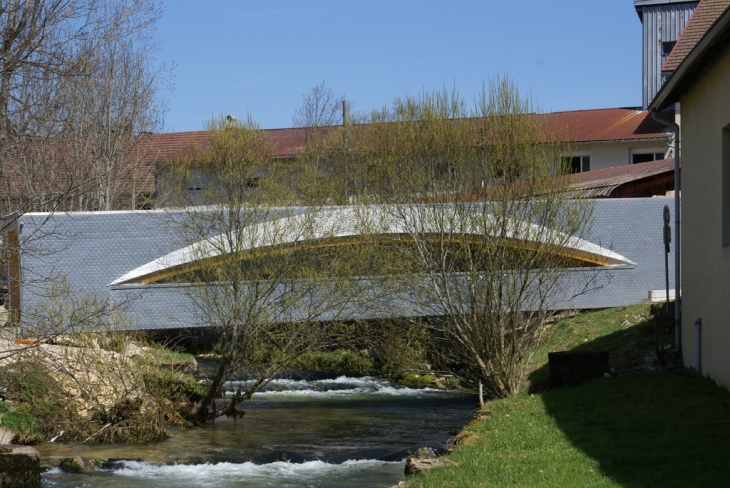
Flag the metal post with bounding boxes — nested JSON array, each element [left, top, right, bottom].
[[663, 205, 671, 317], [650, 110, 681, 353]]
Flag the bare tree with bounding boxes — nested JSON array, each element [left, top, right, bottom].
[[293, 81, 345, 131], [0, 0, 168, 349], [0, 0, 168, 216], [58, 0, 169, 211]]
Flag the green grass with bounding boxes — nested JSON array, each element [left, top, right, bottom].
[[526, 304, 663, 391], [0, 401, 42, 443], [406, 305, 730, 487]]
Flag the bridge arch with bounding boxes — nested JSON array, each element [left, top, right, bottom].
[[110, 206, 634, 286]]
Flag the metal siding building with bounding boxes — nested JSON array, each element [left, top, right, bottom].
[[636, 0, 698, 109], [13, 198, 678, 330]]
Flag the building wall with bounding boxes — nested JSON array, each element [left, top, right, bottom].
[[638, 1, 698, 109], [679, 44, 730, 389], [572, 139, 670, 171]]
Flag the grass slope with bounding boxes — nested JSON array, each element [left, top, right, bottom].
[[406, 304, 730, 487]]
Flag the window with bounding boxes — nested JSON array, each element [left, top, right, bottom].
[[245, 177, 261, 188], [631, 149, 666, 164], [563, 155, 590, 174], [662, 41, 677, 64]]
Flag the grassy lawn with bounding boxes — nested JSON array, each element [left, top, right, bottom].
[[405, 304, 730, 487]]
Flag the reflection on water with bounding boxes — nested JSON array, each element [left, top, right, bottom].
[[40, 376, 477, 488]]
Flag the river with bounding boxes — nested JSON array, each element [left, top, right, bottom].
[[38, 375, 477, 487]]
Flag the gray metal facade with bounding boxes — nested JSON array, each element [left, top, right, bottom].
[[16, 198, 678, 330], [636, 0, 698, 109]]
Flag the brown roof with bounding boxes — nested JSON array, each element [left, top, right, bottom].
[[139, 126, 322, 164], [568, 158, 675, 197], [142, 108, 672, 165], [537, 108, 672, 143], [662, 0, 730, 72]]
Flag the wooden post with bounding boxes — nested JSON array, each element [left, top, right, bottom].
[[7, 229, 20, 327]]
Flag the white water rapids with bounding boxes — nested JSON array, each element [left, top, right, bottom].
[[40, 376, 477, 488]]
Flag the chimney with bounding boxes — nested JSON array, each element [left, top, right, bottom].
[[343, 100, 350, 151]]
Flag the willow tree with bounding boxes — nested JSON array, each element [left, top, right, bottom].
[[351, 79, 593, 397], [163, 115, 363, 421]]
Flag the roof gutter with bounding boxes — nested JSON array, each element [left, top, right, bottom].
[[650, 110, 681, 354], [572, 135, 673, 145]]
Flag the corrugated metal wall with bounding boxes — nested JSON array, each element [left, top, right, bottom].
[[18, 198, 679, 329], [641, 1, 698, 109]]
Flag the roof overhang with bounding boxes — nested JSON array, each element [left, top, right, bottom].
[[635, 0, 699, 20]]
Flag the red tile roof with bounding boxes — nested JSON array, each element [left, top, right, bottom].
[[139, 127, 315, 164], [142, 108, 672, 165], [662, 0, 730, 72]]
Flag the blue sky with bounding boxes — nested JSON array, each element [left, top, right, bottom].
[[155, 1, 642, 132]]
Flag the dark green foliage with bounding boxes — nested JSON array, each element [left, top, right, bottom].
[[293, 350, 374, 375], [1, 363, 66, 443]]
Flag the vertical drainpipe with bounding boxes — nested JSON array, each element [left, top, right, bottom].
[[650, 110, 681, 354], [694, 318, 702, 375]]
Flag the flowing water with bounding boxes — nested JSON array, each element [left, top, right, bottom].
[[38, 375, 477, 487]]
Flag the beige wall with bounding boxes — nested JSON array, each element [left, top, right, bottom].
[[571, 140, 669, 171], [680, 44, 730, 389]]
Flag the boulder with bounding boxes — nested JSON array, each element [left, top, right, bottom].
[[0, 445, 41, 488], [404, 447, 456, 476], [159, 357, 199, 376], [59, 456, 103, 473], [0, 428, 17, 445]]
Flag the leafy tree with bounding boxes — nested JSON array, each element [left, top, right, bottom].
[[163, 115, 362, 421], [349, 78, 592, 397]]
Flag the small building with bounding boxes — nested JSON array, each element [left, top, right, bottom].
[[567, 158, 675, 198]]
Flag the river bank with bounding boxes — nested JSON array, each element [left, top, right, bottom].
[[398, 303, 730, 487], [0, 332, 204, 445], [7, 304, 678, 486], [0, 328, 476, 486]]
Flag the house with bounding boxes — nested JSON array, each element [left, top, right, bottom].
[[140, 108, 675, 207], [650, 0, 730, 388]]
